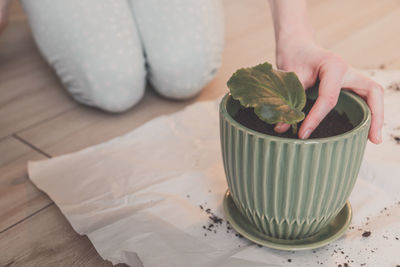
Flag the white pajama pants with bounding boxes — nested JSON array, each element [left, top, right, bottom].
[[21, 0, 224, 112]]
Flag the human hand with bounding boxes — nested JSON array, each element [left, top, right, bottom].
[[274, 38, 384, 144], [268, 0, 383, 144]]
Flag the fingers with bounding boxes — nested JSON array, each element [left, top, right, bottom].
[[365, 88, 384, 144], [342, 69, 384, 144], [274, 122, 291, 133], [299, 97, 337, 139], [275, 52, 383, 143], [299, 61, 346, 139]]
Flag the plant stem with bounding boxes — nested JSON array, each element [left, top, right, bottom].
[[291, 123, 298, 135]]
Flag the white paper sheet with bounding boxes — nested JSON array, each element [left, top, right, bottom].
[[28, 70, 400, 267]]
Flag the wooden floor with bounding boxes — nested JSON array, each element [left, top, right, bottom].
[[1, 0, 400, 265]]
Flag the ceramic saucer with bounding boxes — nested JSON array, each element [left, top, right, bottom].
[[223, 190, 352, 251]]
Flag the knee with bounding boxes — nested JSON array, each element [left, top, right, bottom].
[[92, 73, 146, 113], [68, 63, 146, 113], [148, 48, 222, 100], [95, 88, 145, 113]]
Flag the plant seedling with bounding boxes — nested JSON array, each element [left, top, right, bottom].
[[227, 62, 306, 134]]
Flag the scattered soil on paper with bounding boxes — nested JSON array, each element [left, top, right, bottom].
[[362, 231, 371, 237], [388, 82, 400, 91], [393, 136, 400, 144]]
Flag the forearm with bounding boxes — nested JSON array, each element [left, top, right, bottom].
[[268, 0, 314, 45], [268, 0, 383, 144]]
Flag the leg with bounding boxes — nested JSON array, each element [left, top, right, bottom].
[[20, 0, 146, 113], [129, 0, 224, 99]]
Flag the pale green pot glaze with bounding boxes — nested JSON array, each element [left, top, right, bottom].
[[219, 89, 370, 240]]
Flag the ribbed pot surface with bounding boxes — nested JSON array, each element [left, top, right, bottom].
[[220, 92, 370, 239]]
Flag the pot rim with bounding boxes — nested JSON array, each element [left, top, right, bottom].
[[220, 91, 371, 144]]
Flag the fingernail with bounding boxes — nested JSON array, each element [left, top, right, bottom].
[[300, 128, 312, 139]]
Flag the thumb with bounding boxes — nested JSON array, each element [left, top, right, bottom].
[[274, 122, 291, 133]]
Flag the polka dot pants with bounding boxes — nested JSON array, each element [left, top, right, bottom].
[[21, 0, 224, 112]]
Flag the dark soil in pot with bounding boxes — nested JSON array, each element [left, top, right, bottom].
[[233, 98, 353, 139]]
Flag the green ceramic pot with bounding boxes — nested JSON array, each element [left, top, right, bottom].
[[219, 89, 371, 240]]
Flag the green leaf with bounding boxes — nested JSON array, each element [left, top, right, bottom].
[[227, 62, 306, 127]]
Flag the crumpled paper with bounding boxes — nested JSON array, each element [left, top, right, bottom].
[[28, 70, 400, 267]]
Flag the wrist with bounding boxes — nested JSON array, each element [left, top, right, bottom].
[[276, 32, 314, 50], [276, 35, 316, 58], [275, 37, 320, 70]]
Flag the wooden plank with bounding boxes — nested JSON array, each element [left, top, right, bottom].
[[0, 205, 128, 267], [187, 0, 400, 99], [17, 88, 197, 156], [213, 0, 400, 108], [15, 0, 274, 156], [308, 0, 400, 49], [17, 0, 400, 157], [0, 137, 51, 233], [0, 8, 77, 139], [8, 0, 25, 22], [331, 7, 400, 69], [224, 0, 272, 43], [222, 0, 400, 72], [0, 0, 399, 266]]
